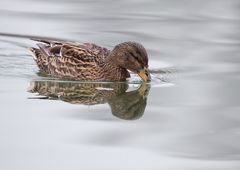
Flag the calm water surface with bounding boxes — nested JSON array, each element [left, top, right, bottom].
[[1, 0, 240, 169]]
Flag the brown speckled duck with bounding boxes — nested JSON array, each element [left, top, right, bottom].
[[28, 39, 150, 81]]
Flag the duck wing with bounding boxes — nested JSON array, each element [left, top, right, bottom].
[[28, 39, 111, 80], [60, 43, 105, 65], [30, 38, 110, 58]]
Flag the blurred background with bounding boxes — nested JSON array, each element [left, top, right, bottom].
[[0, 0, 240, 169]]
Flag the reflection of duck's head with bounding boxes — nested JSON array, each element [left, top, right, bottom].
[[28, 80, 150, 120], [108, 83, 150, 120]]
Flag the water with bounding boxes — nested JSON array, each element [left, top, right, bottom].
[[1, 0, 240, 169]]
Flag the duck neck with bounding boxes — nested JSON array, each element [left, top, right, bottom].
[[102, 55, 130, 81]]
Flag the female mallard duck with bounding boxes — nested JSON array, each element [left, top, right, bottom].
[[28, 39, 150, 81]]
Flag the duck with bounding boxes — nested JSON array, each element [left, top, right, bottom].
[[27, 39, 150, 82]]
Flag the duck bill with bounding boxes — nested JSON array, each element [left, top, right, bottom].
[[138, 68, 150, 82]]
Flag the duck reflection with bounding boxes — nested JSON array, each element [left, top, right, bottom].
[[28, 80, 151, 120]]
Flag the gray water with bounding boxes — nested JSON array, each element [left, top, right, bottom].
[[1, 0, 240, 169]]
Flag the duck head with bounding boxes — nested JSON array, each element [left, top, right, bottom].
[[109, 42, 151, 82]]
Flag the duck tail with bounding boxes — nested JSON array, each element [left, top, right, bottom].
[[27, 47, 39, 60], [27, 47, 49, 72], [30, 38, 63, 46]]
